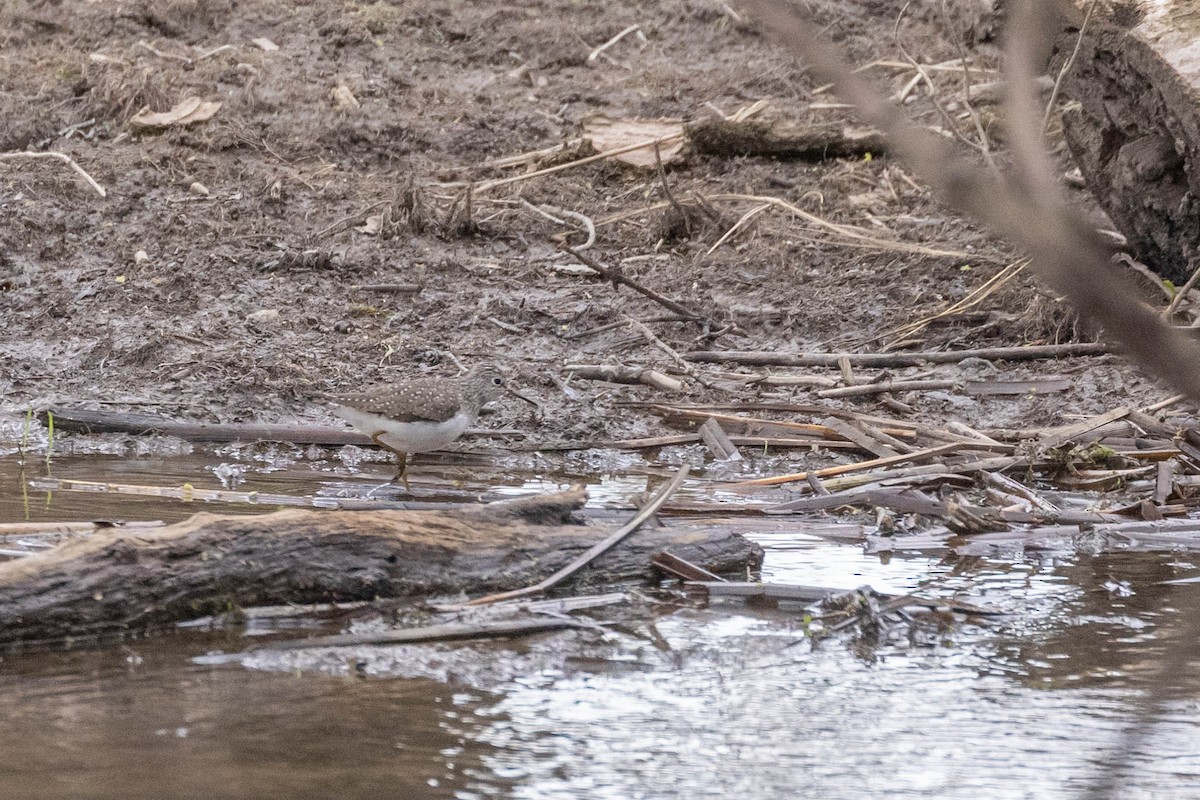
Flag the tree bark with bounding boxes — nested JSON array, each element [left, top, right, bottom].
[[1061, 4, 1200, 283], [0, 490, 762, 646]]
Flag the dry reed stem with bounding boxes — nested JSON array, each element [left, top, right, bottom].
[[474, 132, 686, 195], [597, 193, 981, 259], [870, 259, 1030, 346]]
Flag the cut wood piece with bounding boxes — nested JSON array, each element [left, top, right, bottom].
[[981, 471, 1059, 512], [0, 488, 762, 647], [1155, 460, 1175, 506], [945, 421, 1004, 447], [818, 455, 1032, 492], [1036, 407, 1131, 449], [852, 420, 917, 454], [688, 580, 999, 615], [820, 415, 899, 458], [1126, 408, 1178, 438], [698, 418, 743, 461], [651, 552, 725, 582]]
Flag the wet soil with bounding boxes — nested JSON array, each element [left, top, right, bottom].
[[0, 0, 1176, 453]]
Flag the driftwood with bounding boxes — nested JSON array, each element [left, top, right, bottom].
[[0, 489, 762, 647]]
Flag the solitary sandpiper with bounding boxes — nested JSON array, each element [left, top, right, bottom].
[[330, 367, 507, 488]]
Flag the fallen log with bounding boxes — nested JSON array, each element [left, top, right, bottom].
[[1060, 3, 1200, 283], [0, 489, 762, 647]]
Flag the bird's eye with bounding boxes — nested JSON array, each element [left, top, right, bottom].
[[492, 376, 504, 386]]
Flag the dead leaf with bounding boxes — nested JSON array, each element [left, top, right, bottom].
[[130, 98, 222, 131], [582, 116, 685, 168], [332, 84, 360, 110], [356, 215, 383, 235]]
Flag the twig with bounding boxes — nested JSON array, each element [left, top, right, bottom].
[[870, 259, 1028, 346], [707, 202, 771, 254], [731, 442, 962, 487], [587, 23, 641, 64], [30, 477, 320, 508], [624, 315, 717, 388], [1141, 394, 1186, 414], [519, 199, 597, 250], [476, 132, 686, 194], [0, 151, 107, 197], [454, 465, 691, 607], [1163, 260, 1200, 318], [820, 416, 899, 458], [817, 378, 958, 398], [135, 39, 191, 63], [893, 3, 992, 161], [565, 364, 685, 392], [564, 246, 705, 323], [1042, 0, 1099, 132]]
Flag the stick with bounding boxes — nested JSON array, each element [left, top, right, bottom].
[[565, 247, 705, 323], [687, 342, 1108, 367], [266, 617, 590, 651], [1036, 406, 1130, 449], [564, 365, 685, 392], [731, 442, 962, 487], [651, 552, 724, 582], [817, 379, 958, 398], [820, 416, 898, 458], [43, 408, 372, 444], [520, 199, 596, 250], [0, 151, 107, 197], [476, 133, 685, 194], [457, 465, 691, 607], [814, 455, 1030, 493], [587, 23, 641, 64]]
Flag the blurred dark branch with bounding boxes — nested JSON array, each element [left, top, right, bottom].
[[740, 0, 1200, 405], [740, 2, 1200, 796]]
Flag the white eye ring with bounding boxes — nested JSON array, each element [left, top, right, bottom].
[[492, 376, 504, 386]]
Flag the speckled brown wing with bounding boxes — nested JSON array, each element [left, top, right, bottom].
[[331, 377, 467, 424]]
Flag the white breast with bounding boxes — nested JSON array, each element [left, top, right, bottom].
[[333, 407, 472, 454]]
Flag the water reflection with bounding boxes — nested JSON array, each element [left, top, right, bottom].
[[2, 450, 1200, 797]]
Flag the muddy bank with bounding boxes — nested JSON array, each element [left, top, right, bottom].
[[2, 0, 1165, 459]]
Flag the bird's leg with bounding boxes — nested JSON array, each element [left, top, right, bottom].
[[394, 451, 412, 491], [369, 434, 411, 495]]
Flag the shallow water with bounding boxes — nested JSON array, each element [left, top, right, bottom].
[[2, 446, 1200, 799]]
